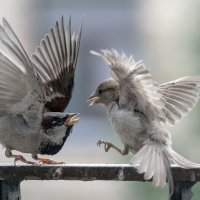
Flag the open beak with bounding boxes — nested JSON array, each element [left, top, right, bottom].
[[64, 114, 80, 126], [87, 92, 101, 106]]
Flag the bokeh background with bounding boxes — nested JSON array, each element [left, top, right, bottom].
[[0, 0, 200, 199]]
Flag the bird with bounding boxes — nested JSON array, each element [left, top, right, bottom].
[[0, 16, 81, 165], [88, 49, 200, 195]]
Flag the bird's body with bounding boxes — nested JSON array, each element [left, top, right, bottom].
[[88, 49, 200, 195], [107, 101, 152, 152], [0, 113, 71, 155], [107, 100, 172, 152], [0, 17, 81, 164]]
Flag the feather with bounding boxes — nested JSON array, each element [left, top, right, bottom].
[[131, 142, 168, 189], [144, 146, 155, 180], [0, 19, 43, 116], [131, 139, 200, 195], [160, 76, 200, 125], [32, 16, 82, 112], [91, 49, 165, 120], [163, 152, 174, 197], [166, 147, 200, 168]]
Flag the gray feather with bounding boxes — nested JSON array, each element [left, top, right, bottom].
[[160, 76, 200, 125], [32, 16, 82, 110]]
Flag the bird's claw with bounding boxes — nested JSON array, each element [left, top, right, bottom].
[[97, 140, 112, 152], [14, 155, 37, 165], [36, 157, 65, 164]]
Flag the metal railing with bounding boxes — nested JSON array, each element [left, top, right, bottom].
[[0, 163, 199, 200]]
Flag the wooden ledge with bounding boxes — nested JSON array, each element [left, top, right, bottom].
[[0, 163, 199, 182]]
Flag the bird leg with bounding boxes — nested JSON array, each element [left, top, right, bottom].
[[97, 140, 129, 155], [36, 158, 65, 164], [32, 154, 65, 164], [5, 149, 37, 165]]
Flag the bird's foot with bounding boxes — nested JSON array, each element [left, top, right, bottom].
[[97, 140, 128, 155], [97, 140, 112, 152], [13, 155, 37, 165], [36, 157, 65, 164]]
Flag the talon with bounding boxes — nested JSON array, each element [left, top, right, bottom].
[[104, 143, 111, 152], [36, 157, 65, 165], [97, 140, 103, 147], [97, 140, 112, 152], [13, 155, 37, 165]]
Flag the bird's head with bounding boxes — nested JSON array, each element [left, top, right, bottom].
[[40, 112, 80, 155], [88, 78, 120, 106], [42, 112, 80, 131]]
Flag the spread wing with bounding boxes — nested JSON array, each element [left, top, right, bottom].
[[91, 49, 165, 119], [31, 16, 82, 112], [0, 18, 44, 116], [91, 49, 200, 125], [160, 76, 200, 125]]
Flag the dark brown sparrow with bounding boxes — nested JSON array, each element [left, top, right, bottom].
[[0, 16, 81, 164], [88, 49, 200, 195]]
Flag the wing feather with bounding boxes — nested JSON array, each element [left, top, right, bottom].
[[0, 19, 44, 115], [160, 76, 200, 125], [32, 16, 82, 112], [91, 49, 164, 118], [0, 16, 80, 136], [91, 49, 200, 124]]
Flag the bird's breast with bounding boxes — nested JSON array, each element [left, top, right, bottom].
[[39, 139, 66, 155], [39, 126, 72, 155], [107, 106, 146, 150]]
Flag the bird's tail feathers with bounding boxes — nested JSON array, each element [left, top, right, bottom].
[[166, 147, 200, 168], [131, 141, 200, 196], [131, 142, 172, 189]]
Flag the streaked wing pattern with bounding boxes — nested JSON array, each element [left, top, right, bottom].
[[32, 16, 82, 112], [91, 49, 164, 117], [0, 18, 43, 115], [160, 76, 200, 125]]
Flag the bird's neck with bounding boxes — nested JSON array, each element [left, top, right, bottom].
[[105, 100, 118, 116], [39, 126, 73, 155]]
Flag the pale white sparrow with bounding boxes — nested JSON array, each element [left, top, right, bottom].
[[88, 49, 200, 195]]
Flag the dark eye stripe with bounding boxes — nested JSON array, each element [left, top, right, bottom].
[[98, 89, 103, 94], [101, 88, 115, 92]]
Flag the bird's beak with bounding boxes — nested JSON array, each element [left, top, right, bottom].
[[87, 92, 101, 106], [64, 114, 80, 126]]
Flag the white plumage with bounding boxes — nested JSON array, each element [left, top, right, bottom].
[[89, 49, 200, 195]]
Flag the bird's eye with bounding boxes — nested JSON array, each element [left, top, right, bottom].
[[98, 89, 103, 94], [58, 118, 63, 122], [56, 118, 63, 124]]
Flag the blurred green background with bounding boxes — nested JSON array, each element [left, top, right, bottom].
[[0, 0, 200, 199]]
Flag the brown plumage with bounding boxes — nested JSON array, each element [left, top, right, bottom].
[[0, 16, 81, 164]]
